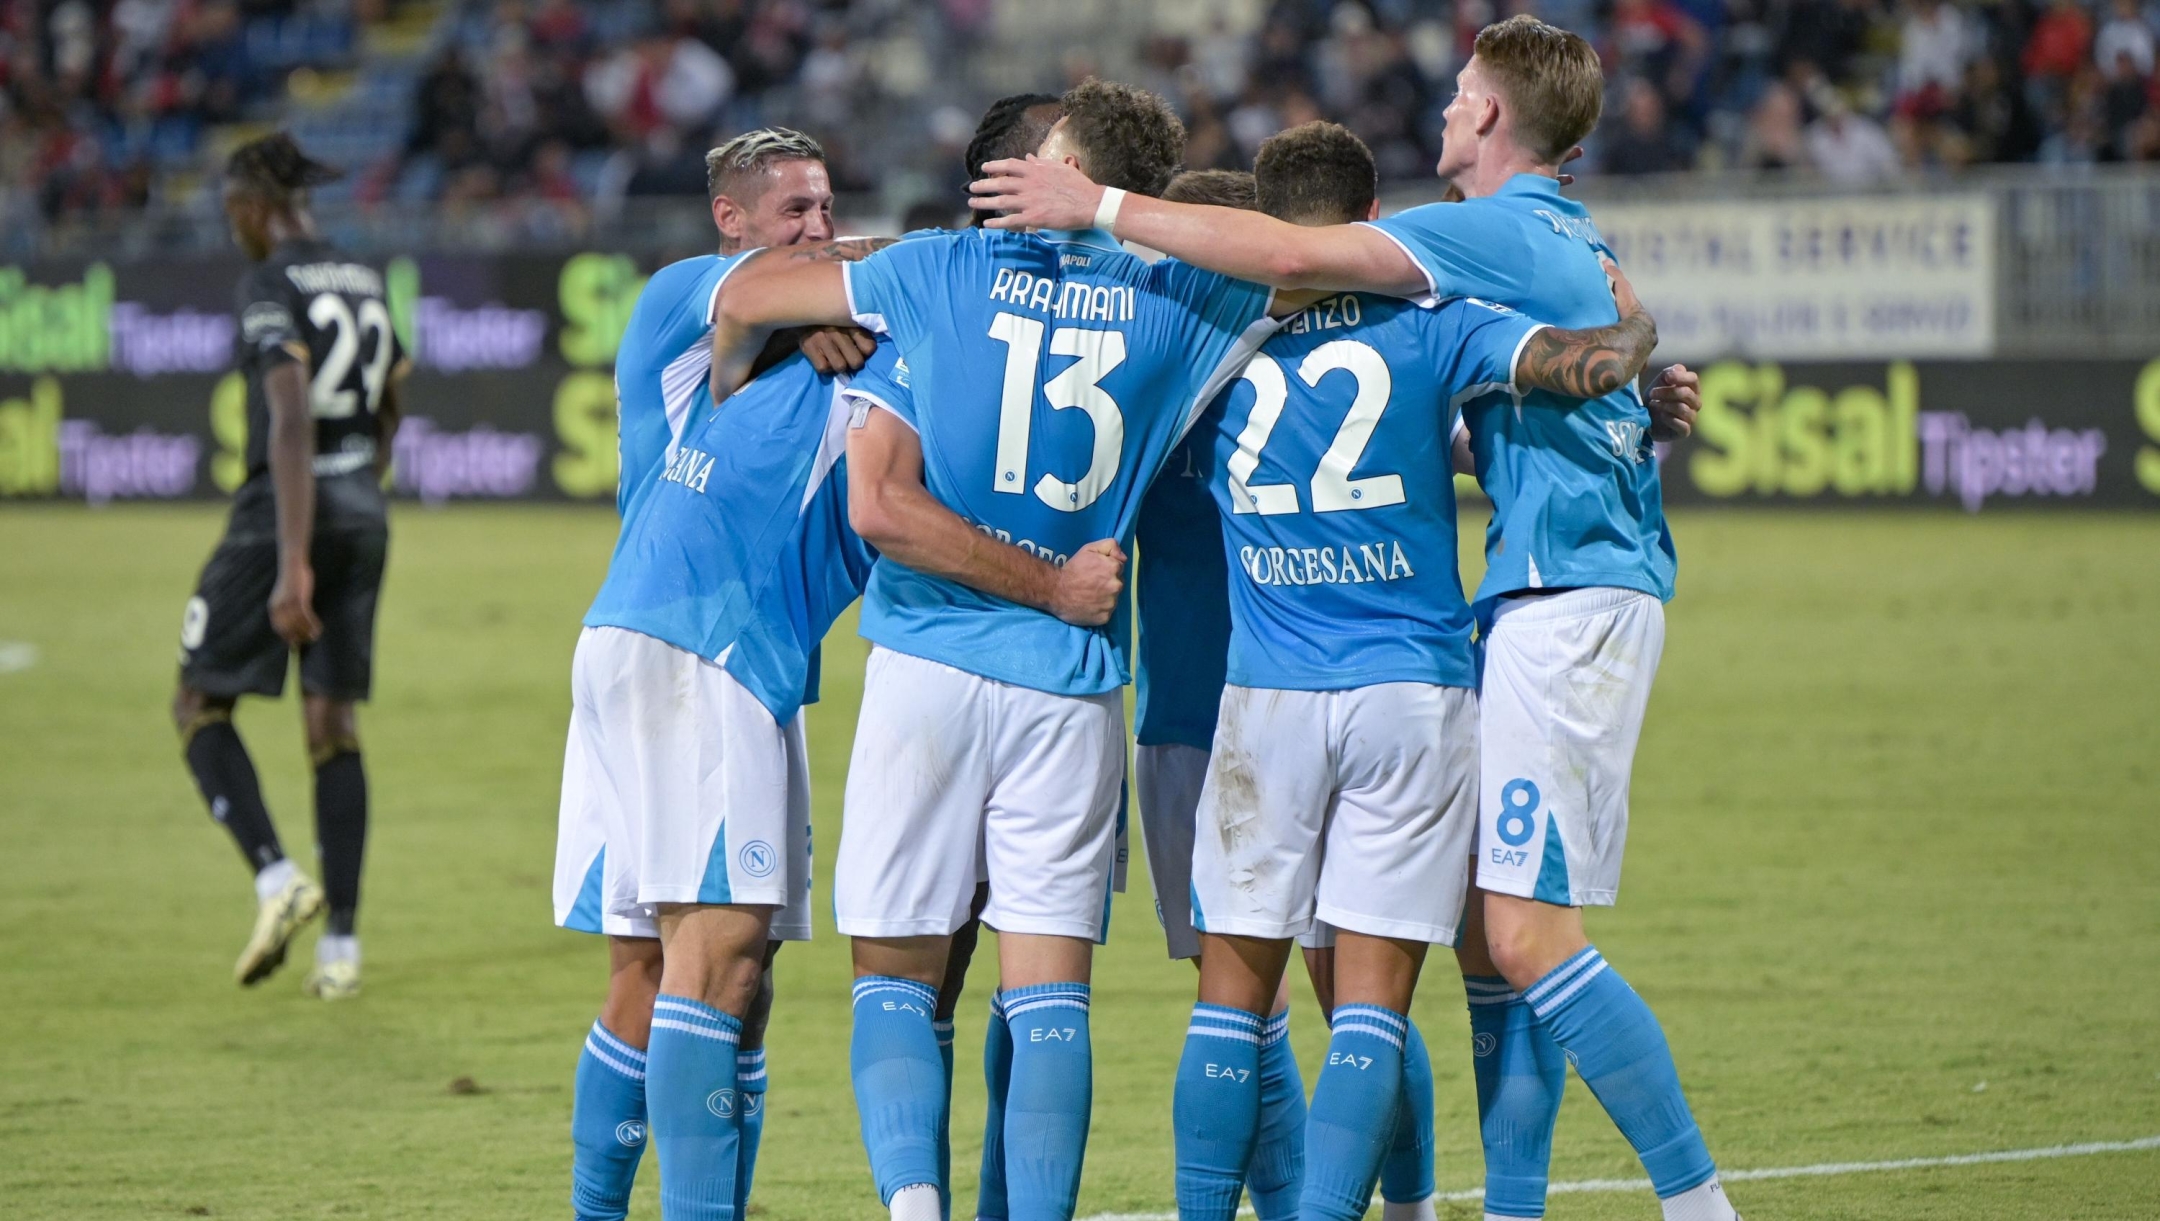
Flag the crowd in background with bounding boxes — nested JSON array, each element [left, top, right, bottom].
[[5, 0, 2159, 232]]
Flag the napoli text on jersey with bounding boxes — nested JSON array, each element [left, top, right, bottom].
[[1365, 175, 1677, 615], [1133, 431, 1231, 749], [581, 344, 889, 723], [841, 228, 1275, 696], [1199, 291, 1541, 690], [611, 252, 752, 518]]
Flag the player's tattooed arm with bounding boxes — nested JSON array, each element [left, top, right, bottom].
[[846, 405, 1124, 626], [1511, 257, 1659, 400], [779, 236, 898, 264]]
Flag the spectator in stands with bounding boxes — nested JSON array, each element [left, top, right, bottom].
[[2025, 0, 2097, 86], [1602, 75, 1696, 172], [1896, 0, 1970, 115], [1806, 86, 1903, 184], [2095, 0, 2157, 78], [1737, 80, 1809, 170]]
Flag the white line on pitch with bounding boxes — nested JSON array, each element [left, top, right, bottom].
[[1076, 1134, 2160, 1220]]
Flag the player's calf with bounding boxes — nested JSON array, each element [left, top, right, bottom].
[[646, 903, 775, 1221], [302, 695, 366, 998], [572, 936, 663, 1221], [1456, 890, 1566, 1221], [1176, 934, 1292, 1221], [850, 936, 952, 1221]]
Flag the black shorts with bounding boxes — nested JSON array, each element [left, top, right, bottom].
[[177, 527, 389, 701]]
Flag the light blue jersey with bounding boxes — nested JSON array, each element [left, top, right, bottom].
[[582, 343, 894, 724], [841, 228, 1275, 696], [1132, 432, 1230, 750], [612, 252, 751, 517], [1366, 175, 1676, 616], [1198, 292, 1541, 691]]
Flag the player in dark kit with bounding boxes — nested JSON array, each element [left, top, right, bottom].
[[171, 133, 409, 1000]]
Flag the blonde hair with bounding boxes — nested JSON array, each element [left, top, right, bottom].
[[705, 128, 827, 201], [1473, 16, 1606, 163]]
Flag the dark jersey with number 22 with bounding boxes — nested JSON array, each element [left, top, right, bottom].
[[227, 237, 406, 540]]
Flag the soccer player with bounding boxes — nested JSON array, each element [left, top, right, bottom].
[[706, 80, 1290, 1221], [550, 127, 878, 1221], [172, 133, 407, 1000], [970, 18, 1736, 1221], [1172, 120, 1661, 1221]]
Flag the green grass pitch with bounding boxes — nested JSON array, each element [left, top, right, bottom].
[[2, 504, 2156, 1220]]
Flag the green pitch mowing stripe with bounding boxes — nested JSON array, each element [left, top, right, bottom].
[[1081, 1135, 2160, 1218]]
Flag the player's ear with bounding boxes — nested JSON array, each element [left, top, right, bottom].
[[1364, 199, 1381, 222]]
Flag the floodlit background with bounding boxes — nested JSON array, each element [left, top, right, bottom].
[[2, 1, 2157, 1218]]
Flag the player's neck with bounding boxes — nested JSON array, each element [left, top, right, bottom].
[[265, 212, 317, 248], [1454, 147, 1558, 200]]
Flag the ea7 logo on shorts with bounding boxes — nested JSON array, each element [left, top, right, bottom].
[[739, 840, 776, 879], [1204, 1062, 1251, 1083], [705, 1089, 737, 1118], [1029, 1027, 1079, 1043], [615, 1120, 647, 1147], [1327, 1051, 1375, 1070]]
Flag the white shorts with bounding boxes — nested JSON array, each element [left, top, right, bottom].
[[551, 626, 813, 941], [1476, 587, 1665, 908], [1139, 742, 1333, 959], [837, 647, 1124, 942], [1191, 682, 1478, 945]]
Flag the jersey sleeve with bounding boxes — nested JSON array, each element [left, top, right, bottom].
[[1152, 261, 1275, 428], [842, 233, 961, 348], [839, 339, 917, 432], [1440, 298, 1547, 399], [1363, 202, 1534, 305], [234, 267, 304, 373]]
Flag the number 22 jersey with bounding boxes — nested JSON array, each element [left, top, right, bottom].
[[841, 227, 1275, 697]]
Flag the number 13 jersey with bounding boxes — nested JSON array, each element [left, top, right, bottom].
[[841, 227, 1275, 697], [227, 237, 408, 539], [1196, 291, 1544, 692]]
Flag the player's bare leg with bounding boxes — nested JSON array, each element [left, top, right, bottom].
[[1455, 884, 1565, 1221], [646, 903, 775, 1221], [939, 885, 991, 1220], [301, 693, 366, 998], [731, 940, 782, 1219], [175, 683, 322, 985]]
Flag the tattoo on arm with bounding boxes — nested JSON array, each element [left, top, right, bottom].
[[783, 237, 899, 264], [1514, 306, 1657, 400]]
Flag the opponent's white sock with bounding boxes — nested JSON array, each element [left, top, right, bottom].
[[1660, 1178, 1738, 1221], [1383, 1197, 1437, 1221], [890, 1182, 941, 1221], [1485, 1214, 1536, 1221], [315, 934, 359, 966], [254, 858, 297, 902]]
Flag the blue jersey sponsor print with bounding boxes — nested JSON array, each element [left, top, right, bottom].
[[841, 228, 1275, 697], [1365, 174, 1677, 615], [581, 343, 894, 723], [1197, 291, 1541, 691], [1132, 431, 1231, 750], [612, 252, 752, 518]]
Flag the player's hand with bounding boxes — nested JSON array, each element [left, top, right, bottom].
[[797, 326, 876, 375], [1601, 255, 1644, 322], [1051, 539, 1126, 627], [269, 562, 322, 647], [1558, 145, 1584, 188], [969, 156, 1102, 232], [1647, 364, 1699, 441]]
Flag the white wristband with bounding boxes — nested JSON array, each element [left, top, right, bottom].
[[1093, 187, 1126, 234]]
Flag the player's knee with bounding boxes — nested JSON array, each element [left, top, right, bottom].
[[173, 688, 233, 743], [304, 700, 360, 766]]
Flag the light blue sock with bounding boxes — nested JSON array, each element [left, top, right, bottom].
[[1299, 1004, 1408, 1221], [999, 982, 1093, 1221], [978, 994, 1012, 1221], [571, 1020, 648, 1221], [647, 995, 743, 1221], [1173, 1003, 1264, 1221], [851, 976, 946, 1204], [1245, 1008, 1306, 1221], [934, 1018, 957, 1221], [1466, 975, 1565, 1218], [1524, 948, 1717, 1199], [733, 1047, 768, 1221], [1379, 1019, 1435, 1205]]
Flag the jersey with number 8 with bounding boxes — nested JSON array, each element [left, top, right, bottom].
[[841, 227, 1275, 696], [1198, 291, 1544, 691]]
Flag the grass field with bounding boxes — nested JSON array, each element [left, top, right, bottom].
[[2, 504, 2157, 1221]]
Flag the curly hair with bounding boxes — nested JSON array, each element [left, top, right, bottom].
[[1055, 78, 1185, 197], [705, 127, 827, 202], [225, 132, 343, 203], [1255, 122, 1376, 225], [1162, 169, 1258, 211]]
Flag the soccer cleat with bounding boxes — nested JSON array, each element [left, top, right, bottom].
[[234, 871, 324, 986], [302, 957, 361, 1000]]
